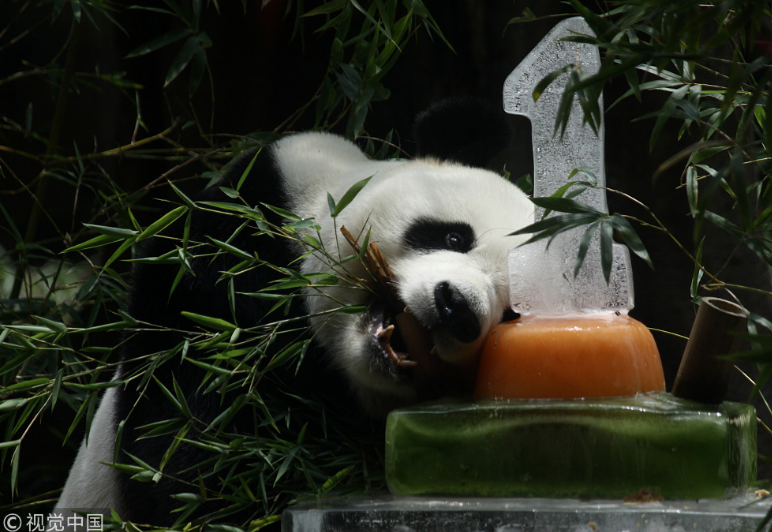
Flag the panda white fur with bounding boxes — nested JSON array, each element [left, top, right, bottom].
[[55, 99, 534, 526]]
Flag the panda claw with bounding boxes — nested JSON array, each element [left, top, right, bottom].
[[375, 324, 417, 367], [391, 351, 418, 368], [378, 324, 396, 342]]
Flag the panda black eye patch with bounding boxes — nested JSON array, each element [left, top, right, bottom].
[[403, 218, 475, 253]]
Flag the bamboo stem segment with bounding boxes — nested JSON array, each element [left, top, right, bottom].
[[671, 297, 749, 404]]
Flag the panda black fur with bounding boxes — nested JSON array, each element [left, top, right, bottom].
[[56, 99, 534, 525]]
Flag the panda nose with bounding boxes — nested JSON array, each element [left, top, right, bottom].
[[433, 281, 481, 343]]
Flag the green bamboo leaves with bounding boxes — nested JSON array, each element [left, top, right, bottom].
[[125, 2, 212, 95], [512, 198, 652, 283], [511, 165, 652, 283], [304, 0, 450, 137]]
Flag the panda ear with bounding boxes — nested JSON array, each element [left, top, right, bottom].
[[412, 97, 512, 168]]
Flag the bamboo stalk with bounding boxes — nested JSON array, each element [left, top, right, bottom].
[[671, 297, 750, 404], [339, 225, 400, 311]]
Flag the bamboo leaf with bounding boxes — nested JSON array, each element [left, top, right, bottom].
[[264, 341, 306, 372], [188, 43, 207, 95], [333, 305, 366, 314], [532, 65, 572, 103], [82, 224, 138, 238], [207, 237, 254, 261], [186, 358, 232, 377], [152, 376, 185, 418], [125, 28, 192, 58], [652, 140, 731, 183], [169, 181, 198, 209], [181, 311, 237, 332], [11, 446, 19, 493], [704, 210, 742, 238], [321, 465, 355, 493], [65, 234, 123, 252], [65, 381, 124, 390], [691, 237, 705, 299], [505, 7, 537, 27], [51, 368, 64, 410], [200, 201, 264, 218], [531, 197, 605, 216], [510, 212, 600, 238], [573, 221, 600, 278], [104, 237, 136, 270], [303, 0, 347, 17], [0, 399, 30, 412], [137, 206, 187, 241], [164, 36, 203, 88], [237, 149, 261, 192], [599, 219, 613, 283], [608, 215, 653, 269], [63, 393, 93, 444], [331, 175, 373, 217], [33, 315, 67, 334], [262, 204, 302, 222], [2, 377, 50, 393], [686, 166, 698, 217], [171, 492, 205, 504]]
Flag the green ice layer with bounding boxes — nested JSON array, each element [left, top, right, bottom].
[[385, 393, 756, 499]]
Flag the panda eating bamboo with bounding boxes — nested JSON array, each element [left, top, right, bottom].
[[56, 99, 534, 526]]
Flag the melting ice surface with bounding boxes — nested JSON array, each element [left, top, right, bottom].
[[504, 17, 634, 314]]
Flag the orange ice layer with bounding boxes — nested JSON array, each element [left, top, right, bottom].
[[474, 313, 665, 400]]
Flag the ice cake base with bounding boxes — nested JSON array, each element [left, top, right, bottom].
[[385, 393, 756, 500]]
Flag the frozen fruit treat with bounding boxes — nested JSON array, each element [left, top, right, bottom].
[[475, 313, 665, 400]]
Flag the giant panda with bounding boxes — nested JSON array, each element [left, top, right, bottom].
[[55, 99, 534, 526]]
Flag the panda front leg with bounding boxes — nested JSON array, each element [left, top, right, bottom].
[[55, 385, 127, 522]]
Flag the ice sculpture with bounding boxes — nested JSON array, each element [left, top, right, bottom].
[[504, 17, 633, 313]]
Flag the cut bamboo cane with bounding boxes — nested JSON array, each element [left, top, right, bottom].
[[671, 297, 750, 404]]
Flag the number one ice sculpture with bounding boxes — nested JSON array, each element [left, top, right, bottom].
[[504, 17, 634, 314]]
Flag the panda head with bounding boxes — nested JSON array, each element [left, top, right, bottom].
[[275, 99, 534, 415]]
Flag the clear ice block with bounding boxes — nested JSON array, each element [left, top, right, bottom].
[[508, 239, 633, 314], [385, 393, 756, 500], [282, 494, 772, 532], [504, 17, 633, 314]]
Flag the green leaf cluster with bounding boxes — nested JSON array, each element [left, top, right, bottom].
[[1, 170, 385, 529], [302, 0, 450, 138], [511, 168, 652, 283]]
